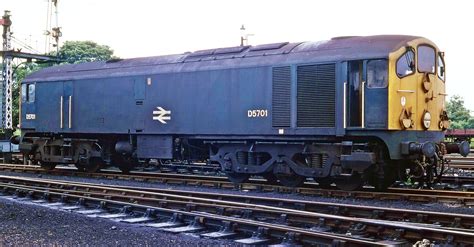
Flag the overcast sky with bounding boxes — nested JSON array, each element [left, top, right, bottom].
[[3, 0, 474, 112]]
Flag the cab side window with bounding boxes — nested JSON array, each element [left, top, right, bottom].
[[367, 59, 387, 88], [21, 84, 27, 102], [418, 45, 435, 73], [438, 53, 445, 81], [28, 84, 35, 102], [21, 83, 35, 103], [396, 50, 415, 77]]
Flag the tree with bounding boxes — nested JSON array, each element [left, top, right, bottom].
[[446, 95, 474, 129], [468, 116, 474, 129], [56, 40, 117, 64], [10, 41, 117, 129]]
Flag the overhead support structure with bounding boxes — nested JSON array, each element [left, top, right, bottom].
[[0, 50, 61, 63]]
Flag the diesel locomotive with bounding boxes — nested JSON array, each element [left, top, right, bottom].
[[16, 35, 469, 190]]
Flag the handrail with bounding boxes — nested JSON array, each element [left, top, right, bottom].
[[60, 96, 63, 128]]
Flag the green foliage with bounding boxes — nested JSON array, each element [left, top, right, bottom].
[[468, 118, 474, 129], [446, 95, 474, 129], [55, 40, 117, 64], [9, 40, 117, 129]]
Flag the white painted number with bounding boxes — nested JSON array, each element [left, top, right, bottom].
[[247, 109, 268, 118]]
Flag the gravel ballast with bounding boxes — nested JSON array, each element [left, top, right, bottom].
[[1, 169, 473, 245], [1, 169, 473, 215], [0, 196, 234, 246]]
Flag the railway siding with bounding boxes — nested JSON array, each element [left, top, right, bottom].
[[2, 175, 474, 245]]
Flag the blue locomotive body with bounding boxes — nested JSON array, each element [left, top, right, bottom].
[[18, 35, 468, 190]]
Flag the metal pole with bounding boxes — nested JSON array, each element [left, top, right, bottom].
[[1, 10, 13, 163], [1, 10, 13, 130], [240, 25, 245, 47]]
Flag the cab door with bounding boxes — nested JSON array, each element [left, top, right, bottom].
[[62, 81, 74, 131], [346, 60, 363, 128], [20, 83, 36, 129], [36, 81, 73, 132], [35, 82, 61, 132], [345, 60, 389, 129], [364, 59, 388, 129]]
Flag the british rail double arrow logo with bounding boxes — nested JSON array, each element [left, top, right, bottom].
[[152, 106, 171, 124]]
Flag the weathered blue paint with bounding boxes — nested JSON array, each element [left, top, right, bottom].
[[20, 35, 440, 160], [24, 35, 421, 83]]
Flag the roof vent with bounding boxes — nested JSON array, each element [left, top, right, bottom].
[[331, 36, 360, 40], [188, 49, 215, 58], [249, 42, 289, 52], [214, 46, 249, 55], [106, 58, 123, 63], [188, 45, 250, 58]]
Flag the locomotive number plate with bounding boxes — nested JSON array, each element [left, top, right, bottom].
[[26, 114, 36, 120], [247, 109, 268, 118]]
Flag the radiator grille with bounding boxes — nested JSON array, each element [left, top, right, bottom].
[[272, 66, 291, 127], [297, 64, 336, 127]]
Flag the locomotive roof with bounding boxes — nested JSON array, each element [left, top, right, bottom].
[[25, 35, 423, 82]]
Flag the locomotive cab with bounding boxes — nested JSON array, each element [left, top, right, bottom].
[[388, 41, 448, 132], [389, 41, 468, 156], [342, 39, 468, 187], [344, 39, 449, 133]]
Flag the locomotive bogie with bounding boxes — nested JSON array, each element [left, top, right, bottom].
[[22, 136, 105, 172]]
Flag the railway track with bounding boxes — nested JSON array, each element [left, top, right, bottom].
[[1, 175, 474, 245], [2, 163, 474, 206], [446, 156, 474, 170], [445, 149, 474, 170]]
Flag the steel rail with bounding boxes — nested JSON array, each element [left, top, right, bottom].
[[1, 175, 474, 244], [9, 175, 474, 230], [0, 180, 390, 246], [2, 164, 474, 205]]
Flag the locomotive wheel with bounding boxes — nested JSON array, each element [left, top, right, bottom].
[[262, 173, 278, 184], [40, 162, 56, 171], [75, 165, 85, 172], [370, 177, 393, 191], [85, 161, 102, 173], [76, 164, 101, 173], [76, 158, 103, 173], [368, 164, 396, 191], [118, 165, 132, 174], [275, 172, 305, 187], [112, 155, 134, 174], [316, 178, 333, 189], [335, 174, 363, 191], [226, 172, 250, 184]]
